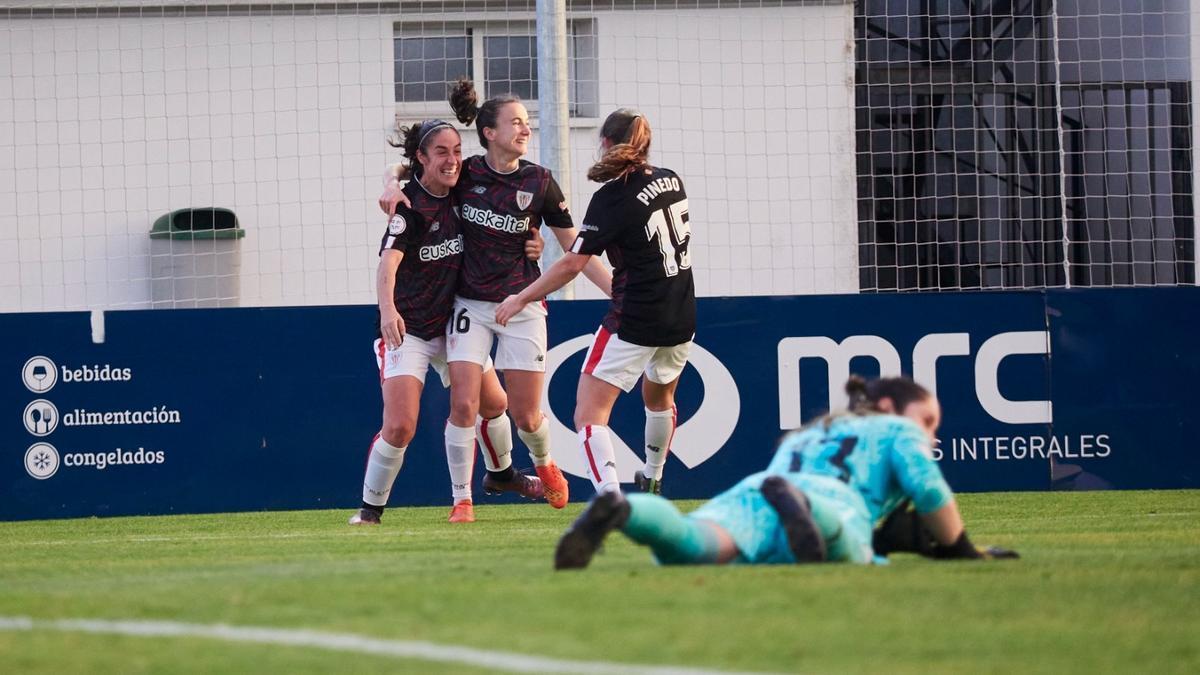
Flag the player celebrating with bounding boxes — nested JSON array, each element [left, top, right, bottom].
[[553, 375, 1019, 568], [384, 79, 613, 509], [496, 108, 694, 497], [351, 119, 542, 527]]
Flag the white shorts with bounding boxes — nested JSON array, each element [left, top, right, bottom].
[[373, 336, 494, 388], [445, 296, 549, 372], [580, 326, 691, 393]]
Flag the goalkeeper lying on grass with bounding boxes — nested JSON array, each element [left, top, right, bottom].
[[555, 375, 1018, 568]]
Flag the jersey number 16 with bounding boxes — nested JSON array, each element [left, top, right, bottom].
[[645, 199, 691, 277]]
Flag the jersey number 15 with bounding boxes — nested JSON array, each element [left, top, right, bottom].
[[645, 199, 691, 277]]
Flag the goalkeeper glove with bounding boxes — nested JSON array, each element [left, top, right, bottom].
[[874, 504, 1020, 560], [930, 531, 1020, 560]]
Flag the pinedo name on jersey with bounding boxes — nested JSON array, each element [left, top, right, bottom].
[[635, 175, 683, 205], [418, 235, 464, 262], [461, 203, 532, 234]]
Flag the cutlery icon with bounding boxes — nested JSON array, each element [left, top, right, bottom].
[[24, 400, 58, 436]]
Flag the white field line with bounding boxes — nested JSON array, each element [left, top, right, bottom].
[[1, 531, 426, 547], [0, 616, 774, 675]]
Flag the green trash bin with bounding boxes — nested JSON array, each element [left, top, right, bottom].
[[149, 208, 246, 308]]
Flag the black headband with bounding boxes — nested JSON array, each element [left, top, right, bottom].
[[417, 120, 455, 148]]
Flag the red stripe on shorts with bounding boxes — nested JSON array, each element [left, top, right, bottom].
[[480, 417, 500, 467], [377, 340, 387, 383], [582, 425, 602, 482], [583, 327, 612, 375]]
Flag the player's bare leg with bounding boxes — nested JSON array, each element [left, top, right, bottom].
[[574, 373, 624, 495], [505, 369, 569, 508], [478, 368, 542, 500], [639, 376, 680, 495], [446, 361, 484, 522], [351, 374, 421, 525]]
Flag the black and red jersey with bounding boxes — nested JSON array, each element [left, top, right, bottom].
[[454, 155, 574, 301], [377, 180, 463, 341], [572, 166, 695, 346]]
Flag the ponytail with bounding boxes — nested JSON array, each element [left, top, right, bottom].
[[387, 118, 458, 179], [588, 108, 652, 182]]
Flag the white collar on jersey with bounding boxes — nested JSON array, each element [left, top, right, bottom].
[[483, 155, 521, 176], [414, 175, 450, 199]]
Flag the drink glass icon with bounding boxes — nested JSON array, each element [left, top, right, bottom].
[[32, 365, 48, 390]]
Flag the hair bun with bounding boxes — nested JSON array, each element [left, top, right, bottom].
[[844, 374, 868, 397], [448, 77, 480, 126]]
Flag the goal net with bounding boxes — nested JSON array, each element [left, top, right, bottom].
[[0, 0, 1195, 312]]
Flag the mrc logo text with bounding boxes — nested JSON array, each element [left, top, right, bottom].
[[777, 331, 1051, 427]]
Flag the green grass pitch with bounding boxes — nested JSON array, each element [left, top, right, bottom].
[[1, 490, 1197, 674]]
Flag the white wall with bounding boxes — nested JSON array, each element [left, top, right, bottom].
[[0, 2, 857, 312], [586, 5, 858, 298], [0, 13, 393, 311]]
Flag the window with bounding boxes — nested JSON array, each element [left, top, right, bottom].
[[484, 35, 538, 101], [393, 36, 472, 104], [392, 21, 597, 119]]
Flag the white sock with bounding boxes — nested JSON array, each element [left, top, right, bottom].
[[643, 406, 676, 481], [518, 415, 553, 467], [362, 434, 407, 507], [476, 413, 514, 472], [445, 422, 475, 502], [579, 425, 620, 493]]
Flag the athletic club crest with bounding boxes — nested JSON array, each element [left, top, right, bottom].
[[515, 190, 533, 210]]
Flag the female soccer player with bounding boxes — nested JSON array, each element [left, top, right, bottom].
[[351, 119, 542, 527], [495, 108, 695, 498], [383, 80, 613, 510], [553, 376, 1019, 569]]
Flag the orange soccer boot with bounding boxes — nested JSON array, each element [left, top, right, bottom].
[[536, 462, 570, 509], [447, 499, 476, 523]]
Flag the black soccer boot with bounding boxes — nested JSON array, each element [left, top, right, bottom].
[[554, 490, 632, 570], [633, 469, 663, 495], [760, 476, 827, 563], [482, 468, 544, 500]]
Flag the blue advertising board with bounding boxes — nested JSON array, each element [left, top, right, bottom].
[[2, 288, 1197, 521]]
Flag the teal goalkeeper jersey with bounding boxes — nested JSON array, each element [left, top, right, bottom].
[[766, 414, 953, 524]]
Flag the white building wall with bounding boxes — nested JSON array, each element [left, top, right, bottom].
[[0, 13, 393, 311], [583, 5, 858, 298], [0, 2, 857, 312]]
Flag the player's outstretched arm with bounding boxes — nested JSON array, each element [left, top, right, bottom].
[[915, 500, 1019, 560], [873, 500, 938, 557], [377, 250, 406, 348], [379, 164, 412, 216], [495, 252, 590, 326], [551, 226, 612, 297]]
